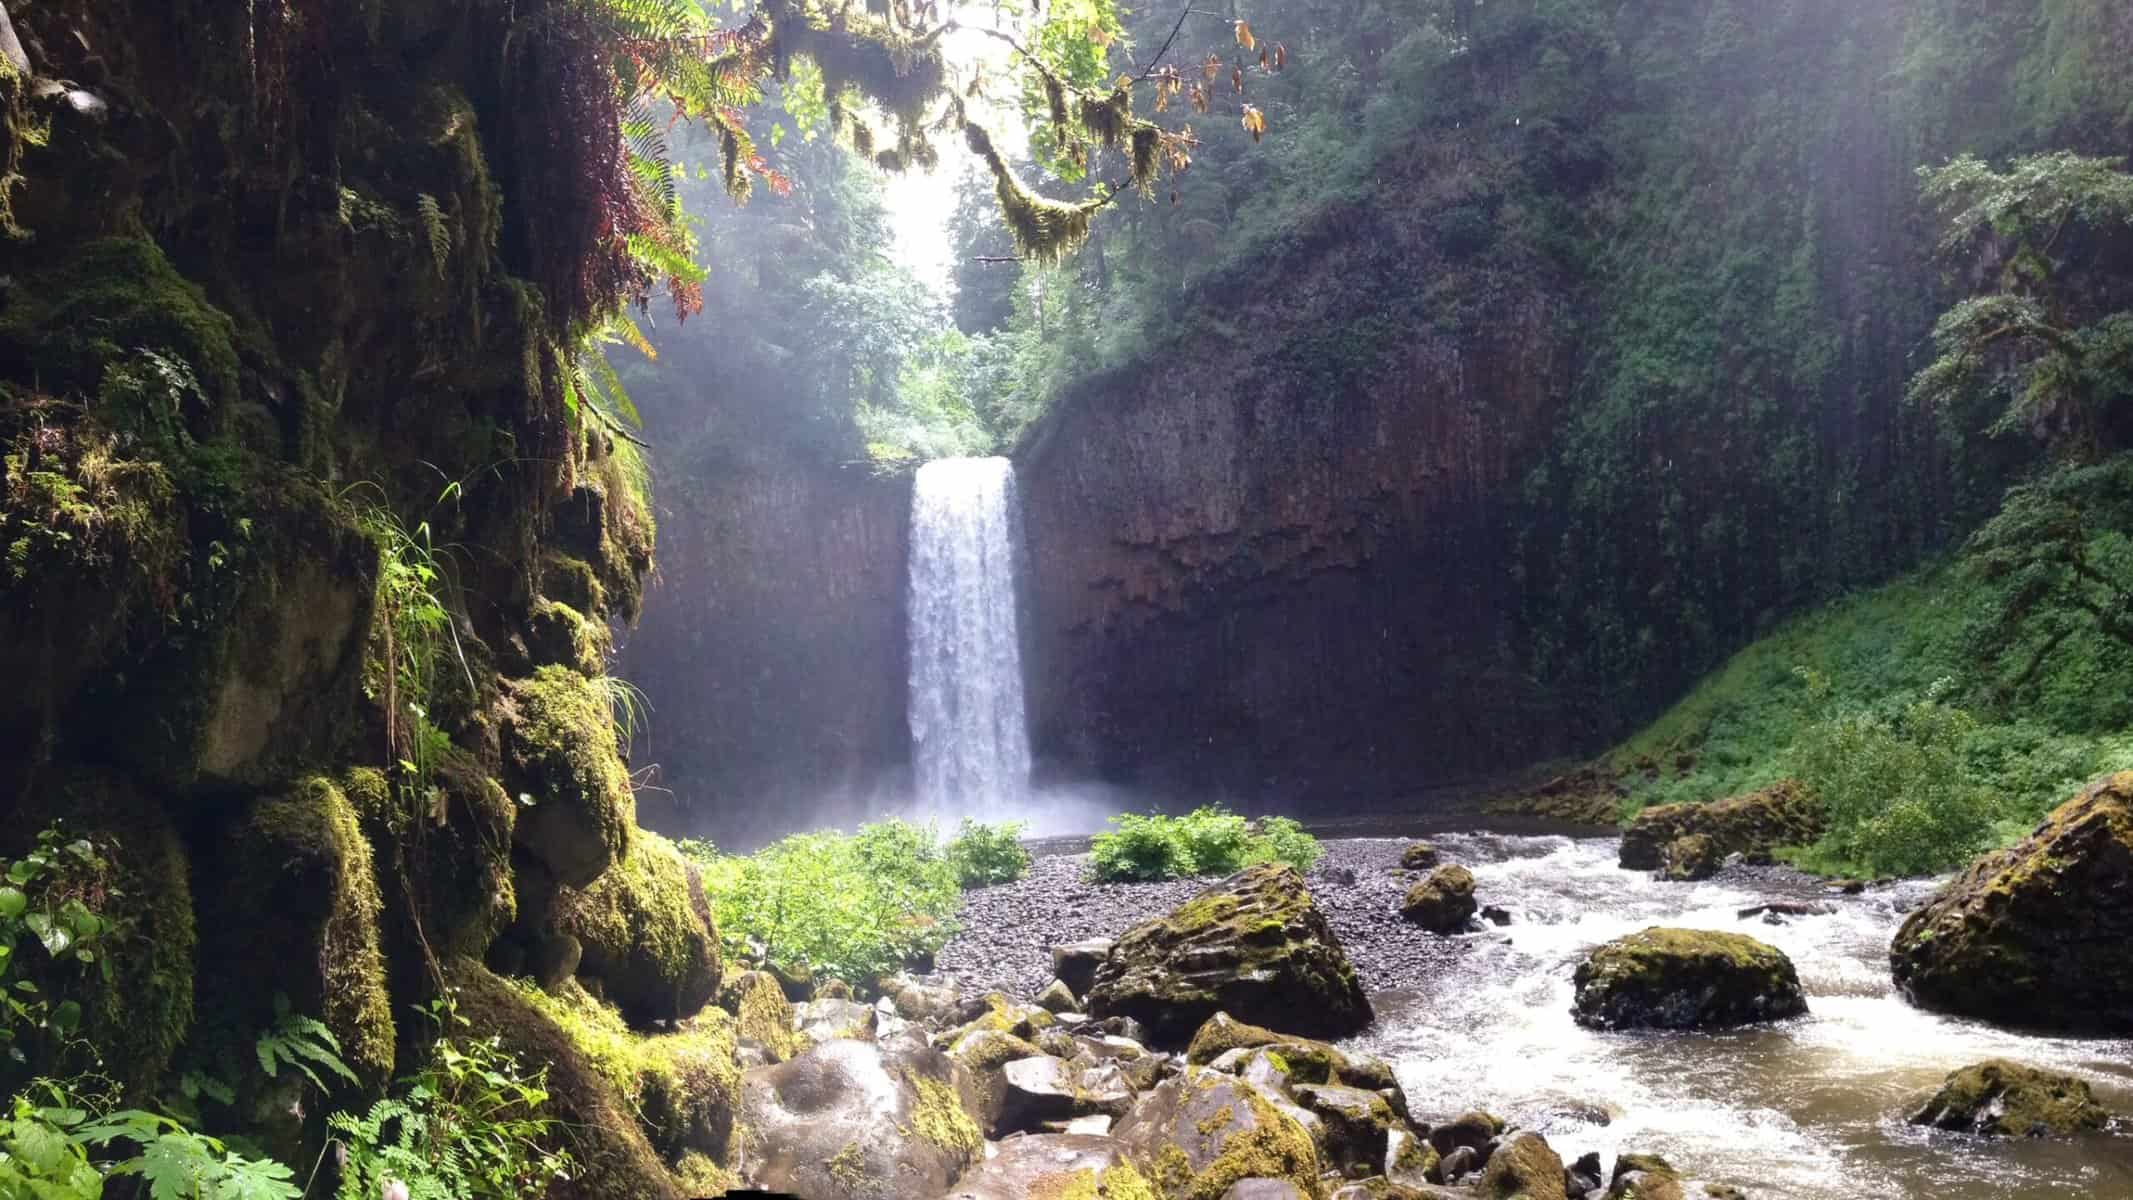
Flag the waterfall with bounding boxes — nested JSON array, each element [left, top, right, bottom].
[[907, 456, 1032, 820]]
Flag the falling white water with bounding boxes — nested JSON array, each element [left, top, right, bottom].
[[907, 456, 1032, 821]]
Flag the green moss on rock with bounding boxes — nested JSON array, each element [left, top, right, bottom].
[[549, 830, 720, 1025], [1572, 927, 1806, 1030], [1619, 781, 1823, 871], [1907, 1059, 2111, 1138], [504, 665, 633, 888], [1659, 834, 1720, 882], [1890, 772, 2133, 1033], [1125, 1070, 1324, 1200], [1479, 1131, 1565, 1200], [1399, 865, 1477, 932], [726, 968, 805, 1061], [528, 596, 613, 676]]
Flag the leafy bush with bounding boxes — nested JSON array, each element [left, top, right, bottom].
[[1088, 806, 1324, 883], [942, 819, 1031, 888], [1, 823, 124, 1056], [0, 1076, 302, 1200], [330, 996, 571, 1200], [1788, 685, 1996, 877], [683, 819, 963, 984]]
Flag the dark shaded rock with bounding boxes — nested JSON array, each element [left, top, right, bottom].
[[1435, 1145, 1478, 1183], [1053, 937, 1117, 997], [1400, 865, 1478, 933], [1087, 863, 1372, 1047], [533, 933, 582, 991], [1735, 901, 1832, 922], [1480, 1131, 1565, 1200], [549, 831, 720, 1025], [1890, 772, 2133, 1033], [1608, 1152, 1684, 1200], [766, 958, 813, 1002], [1426, 1110, 1502, 1161], [1114, 1067, 1323, 1199], [1480, 905, 1513, 926], [1400, 841, 1441, 870], [1658, 834, 1719, 882], [994, 1055, 1135, 1135], [1572, 927, 1807, 1030], [1293, 1082, 1401, 1172], [1619, 781, 1822, 871], [1907, 1060, 2111, 1138], [1568, 1151, 1604, 1196], [738, 1038, 981, 1198], [941, 1133, 1157, 1200], [1385, 1125, 1440, 1189]]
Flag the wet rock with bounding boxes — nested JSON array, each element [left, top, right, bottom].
[[726, 969, 804, 1062], [738, 1038, 981, 1198], [1735, 901, 1832, 923], [1426, 1110, 1502, 1170], [1292, 1082, 1401, 1173], [886, 973, 964, 1025], [1618, 781, 1823, 871], [1907, 1059, 2110, 1138], [1480, 905, 1513, 927], [1087, 863, 1372, 1047], [1567, 1151, 1604, 1195], [1036, 977, 1080, 1013], [1114, 1066, 1323, 1199], [1658, 834, 1720, 882], [941, 1132, 1155, 1200], [1186, 1012, 1402, 1112], [1480, 1131, 1565, 1200], [1701, 1186, 1747, 1200], [1052, 937, 1116, 997], [1385, 1125, 1440, 1189], [947, 1027, 1044, 1129], [1607, 1153, 1682, 1200], [1434, 1145, 1478, 1183], [1572, 928, 1807, 1030], [1889, 772, 2133, 1033], [794, 997, 877, 1043], [1400, 866, 1477, 933], [1401, 841, 1441, 870]]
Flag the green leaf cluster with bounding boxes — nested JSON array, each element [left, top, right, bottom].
[[1, 824, 123, 1061], [942, 819, 1032, 888], [1088, 806, 1322, 883]]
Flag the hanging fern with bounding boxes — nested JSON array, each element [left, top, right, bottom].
[[414, 193, 451, 278]]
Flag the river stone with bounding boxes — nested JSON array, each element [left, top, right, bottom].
[[737, 1037, 980, 1198], [1114, 1066, 1323, 1199], [1571, 927, 1807, 1030], [941, 1133, 1156, 1200], [726, 969, 804, 1061], [1479, 1131, 1565, 1200], [1907, 1059, 2110, 1138], [1086, 863, 1372, 1047], [1292, 1082, 1402, 1172], [994, 1055, 1135, 1135], [1186, 1013, 1397, 1096], [1619, 781, 1822, 871], [1386, 1126, 1441, 1189], [1221, 1182, 1309, 1200], [1053, 938, 1116, 996], [886, 973, 964, 1025], [794, 997, 877, 1043], [1400, 841, 1441, 870], [1400, 865, 1477, 933], [1889, 771, 2133, 1032], [1658, 834, 1720, 882], [1435, 1145, 1478, 1183], [1426, 1110, 1503, 1160], [1036, 977, 1080, 1012]]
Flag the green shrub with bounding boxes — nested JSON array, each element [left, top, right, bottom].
[[1788, 689, 1996, 877], [682, 819, 963, 985], [943, 819, 1031, 888], [1088, 806, 1324, 883]]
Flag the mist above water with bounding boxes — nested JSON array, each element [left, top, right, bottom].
[[907, 456, 1034, 825]]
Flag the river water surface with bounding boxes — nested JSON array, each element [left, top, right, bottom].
[[1337, 832, 2133, 1199]]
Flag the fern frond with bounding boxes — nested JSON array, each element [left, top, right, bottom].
[[416, 193, 451, 278]]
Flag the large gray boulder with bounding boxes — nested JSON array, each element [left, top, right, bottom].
[[1571, 928, 1807, 1030], [1087, 863, 1372, 1047], [1112, 1066, 1323, 1199], [940, 1134, 1157, 1200], [738, 1037, 981, 1198]]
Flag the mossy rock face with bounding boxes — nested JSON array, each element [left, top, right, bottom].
[[1659, 834, 1720, 882], [1398, 842, 1439, 870], [1288, 1083, 1400, 1176], [197, 778, 395, 1088], [550, 830, 720, 1025], [943, 1133, 1160, 1200], [1889, 772, 2133, 1033], [503, 665, 633, 889], [1087, 864, 1372, 1048], [724, 968, 806, 1062], [1112, 1066, 1324, 1200], [447, 960, 691, 1200], [738, 1037, 982, 1198], [1399, 865, 1477, 933], [1907, 1059, 2111, 1138], [1571, 927, 1806, 1030], [6, 770, 195, 1099], [1479, 1131, 1565, 1200], [1619, 781, 1822, 871], [527, 597, 613, 676]]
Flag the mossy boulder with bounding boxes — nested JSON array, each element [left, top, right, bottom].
[[1906, 1060, 2110, 1138], [1605, 1153, 1684, 1200], [1619, 781, 1822, 871], [549, 830, 719, 1025], [526, 596, 612, 676], [7, 770, 195, 1099], [943, 1133, 1161, 1200], [1088, 864, 1372, 1047], [1398, 842, 1439, 870], [1399, 865, 1476, 933], [1290, 1083, 1401, 1174], [198, 778, 395, 1089], [725, 968, 805, 1062], [1571, 928, 1806, 1030], [503, 665, 633, 889], [447, 960, 694, 1200], [1479, 1131, 1565, 1200], [738, 1037, 982, 1198], [1889, 772, 2133, 1032], [1659, 834, 1720, 882], [1113, 1066, 1325, 1200]]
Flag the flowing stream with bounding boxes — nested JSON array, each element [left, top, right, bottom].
[[907, 456, 1032, 821], [1339, 832, 2133, 1199]]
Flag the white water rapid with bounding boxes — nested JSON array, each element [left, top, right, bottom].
[[907, 456, 1033, 822]]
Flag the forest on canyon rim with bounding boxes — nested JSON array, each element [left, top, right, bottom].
[[1, 0, 2132, 1198]]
